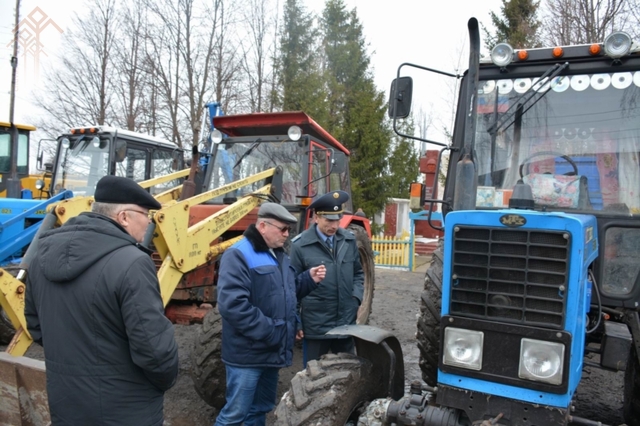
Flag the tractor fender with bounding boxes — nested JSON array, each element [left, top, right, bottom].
[[326, 324, 404, 400]]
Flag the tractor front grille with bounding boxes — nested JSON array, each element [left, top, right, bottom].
[[449, 227, 569, 329]]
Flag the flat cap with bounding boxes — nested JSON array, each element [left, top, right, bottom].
[[309, 190, 350, 220], [258, 202, 297, 224], [94, 175, 162, 210]]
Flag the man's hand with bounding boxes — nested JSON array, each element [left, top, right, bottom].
[[295, 329, 304, 342], [309, 265, 326, 283]]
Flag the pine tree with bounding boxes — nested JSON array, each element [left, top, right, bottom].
[[320, 0, 392, 216], [388, 117, 419, 198], [483, 0, 541, 50], [275, 0, 328, 122]]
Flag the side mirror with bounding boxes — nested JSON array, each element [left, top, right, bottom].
[[331, 151, 347, 174], [115, 140, 127, 163], [388, 76, 413, 119]]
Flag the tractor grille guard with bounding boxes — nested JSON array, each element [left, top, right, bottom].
[[449, 227, 569, 329]]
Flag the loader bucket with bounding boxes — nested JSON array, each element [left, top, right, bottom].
[[0, 352, 49, 426]]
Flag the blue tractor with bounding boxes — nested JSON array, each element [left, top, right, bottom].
[[274, 18, 640, 426]]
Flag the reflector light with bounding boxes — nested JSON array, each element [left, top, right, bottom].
[[589, 44, 602, 55], [517, 50, 529, 61], [552, 47, 564, 58]]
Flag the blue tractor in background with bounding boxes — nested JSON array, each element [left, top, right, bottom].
[[274, 18, 640, 426]]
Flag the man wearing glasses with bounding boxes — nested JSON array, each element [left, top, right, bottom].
[[215, 202, 326, 426], [25, 175, 178, 426]]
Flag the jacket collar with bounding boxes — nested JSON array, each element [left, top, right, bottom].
[[297, 224, 352, 246]]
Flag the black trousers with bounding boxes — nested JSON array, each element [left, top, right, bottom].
[[303, 337, 355, 367]]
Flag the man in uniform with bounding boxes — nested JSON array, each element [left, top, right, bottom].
[[290, 190, 364, 364]]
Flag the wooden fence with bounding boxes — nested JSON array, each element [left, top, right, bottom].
[[371, 233, 411, 269]]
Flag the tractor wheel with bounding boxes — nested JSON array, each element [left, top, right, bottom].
[[274, 353, 382, 425], [347, 225, 375, 325], [191, 307, 226, 409], [416, 240, 444, 386], [624, 344, 640, 426], [0, 265, 20, 345]]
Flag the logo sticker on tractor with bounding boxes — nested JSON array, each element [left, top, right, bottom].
[[499, 214, 526, 227]]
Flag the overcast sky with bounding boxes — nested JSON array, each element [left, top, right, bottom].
[[0, 0, 502, 139]]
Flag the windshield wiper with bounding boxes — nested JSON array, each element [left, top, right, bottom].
[[233, 138, 262, 169], [487, 62, 569, 137]]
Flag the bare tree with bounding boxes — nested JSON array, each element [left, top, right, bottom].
[[542, 0, 634, 45], [35, 0, 119, 135], [239, 0, 278, 112], [144, 0, 225, 148], [113, 0, 148, 131]]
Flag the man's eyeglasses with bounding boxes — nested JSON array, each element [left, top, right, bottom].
[[123, 209, 152, 220], [264, 220, 292, 233]]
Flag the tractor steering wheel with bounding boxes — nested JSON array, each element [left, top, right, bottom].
[[519, 151, 579, 178]]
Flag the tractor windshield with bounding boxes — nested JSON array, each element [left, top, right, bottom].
[[207, 139, 306, 204], [473, 72, 640, 216], [52, 135, 109, 196]]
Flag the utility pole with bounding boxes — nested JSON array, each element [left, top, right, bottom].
[[7, 0, 22, 198]]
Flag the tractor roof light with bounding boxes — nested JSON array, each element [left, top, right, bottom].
[[491, 43, 514, 67], [288, 125, 302, 141], [604, 31, 632, 58], [211, 129, 223, 144]]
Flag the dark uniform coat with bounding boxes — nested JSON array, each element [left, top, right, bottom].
[[217, 224, 316, 367], [290, 224, 364, 339], [25, 212, 178, 426]]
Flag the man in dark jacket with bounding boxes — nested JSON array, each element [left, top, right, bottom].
[[25, 175, 179, 426], [215, 202, 325, 426], [290, 190, 364, 365]]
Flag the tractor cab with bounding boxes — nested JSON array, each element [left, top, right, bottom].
[[48, 126, 184, 197]]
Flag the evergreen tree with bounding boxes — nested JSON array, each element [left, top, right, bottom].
[[275, 0, 328, 122], [483, 0, 541, 50], [388, 117, 419, 198], [320, 0, 393, 216]]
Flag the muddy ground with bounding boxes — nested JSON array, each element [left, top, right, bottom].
[[6, 264, 626, 425]]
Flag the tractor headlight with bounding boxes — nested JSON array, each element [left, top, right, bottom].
[[491, 43, 514, 67], [35, 179, 44, 190], [604, 31, 632, 58], [443, 327, 484, 370], [61, 138, 70, 149], [519, 338, 564, 385]]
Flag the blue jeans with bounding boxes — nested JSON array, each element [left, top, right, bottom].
[[213, 364, 279, 426]]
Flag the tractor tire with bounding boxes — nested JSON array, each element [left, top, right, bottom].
[[274, 353, 382, 425], [191, 307, 226, 409], [347, 224, 375, 325], [0, 265, 20, 345], [416, 240, 444, 386], [624, 344, 640, 426]]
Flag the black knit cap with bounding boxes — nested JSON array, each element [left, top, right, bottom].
[[94, 175, 161, 210]]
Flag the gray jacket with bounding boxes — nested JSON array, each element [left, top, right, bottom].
[[25, 212, 178, 426], [290, 225, 364, 338]]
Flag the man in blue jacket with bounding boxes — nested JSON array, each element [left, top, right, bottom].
[[290, 190, 364, 365], [215, 202, 326, 426]]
